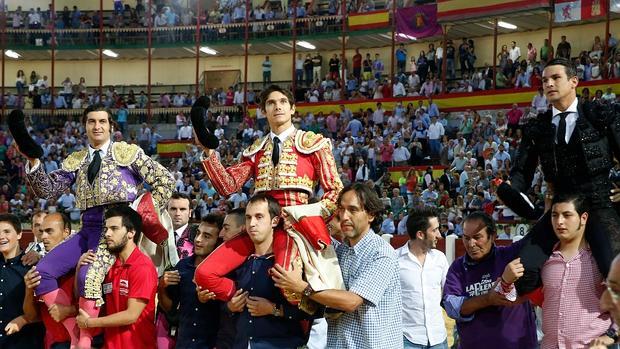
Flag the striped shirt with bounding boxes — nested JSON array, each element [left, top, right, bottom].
[[327, 230, 403, 349], [541, 245, 611, 349]]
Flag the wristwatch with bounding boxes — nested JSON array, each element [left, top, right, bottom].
[[606, 328, 619, 342], [303, 284, 315, 297], [272, 304, 282, 317]]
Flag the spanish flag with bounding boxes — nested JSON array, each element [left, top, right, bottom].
[[157, 140, 193, 158], [348, 10, 390, 30]]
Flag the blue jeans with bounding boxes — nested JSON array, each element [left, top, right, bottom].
[[404, 337, 448, 349]]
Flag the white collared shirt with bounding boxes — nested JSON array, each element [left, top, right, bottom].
[[270, 125, 295, 157], [397, 242, 449, 346], [88, 139, 111, 161], [174, 223, 189, 244], [551, 97, 579, 144]]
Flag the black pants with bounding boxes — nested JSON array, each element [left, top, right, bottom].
[[516, 206, 619, 294]]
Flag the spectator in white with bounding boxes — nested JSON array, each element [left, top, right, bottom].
[[428, 116, 445, 158], [393, 79, 406, 97], [408, 72, 421, 91], [421, 183, 439, 207], [214, 125, 225, 140], [531, 87, 548, 114], [233, 86, 244, 105], [451, 152, 468, 172], [509, 41, 521, 64], [355, 158, 370, 182], [372, 102, 385, 125], [262, 56, 272, 86], [173, 92, 185, 107], [217, 112, 230, 128], [397, 214, 408, 235], [493, 144, 511, 164], [228, 188, 248, 209], [380, 212, 396, 235], [602, 87, 616, 102], [398, 207, 449, 349], [459, 164, 471, 189], [44, 157, 58, 173], [393, 139, 411, 166], [178, 121, 193, 140], [138, 123, 151, 153], [57, 188, 76, 212]]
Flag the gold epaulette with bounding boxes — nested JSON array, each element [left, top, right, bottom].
[[111, 142, 141, 167], [242, 135, 269, 157], [61, 149, 88, 172], [295, 130, 330, 154]]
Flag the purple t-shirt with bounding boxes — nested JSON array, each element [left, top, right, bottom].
[[442, 241, 537, 349]]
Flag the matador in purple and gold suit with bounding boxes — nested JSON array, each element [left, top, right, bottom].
[[26, 139, 174, 346]]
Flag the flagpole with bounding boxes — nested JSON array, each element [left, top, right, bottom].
[[340, 0, 347, 101], [492, 18, 497, 90], [547, 6, 553, 60], [441, 25, 447, 94], [603, 0, 610, 68], [390, 0, 396, 83]]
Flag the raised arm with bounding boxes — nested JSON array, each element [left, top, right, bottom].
[[201, 151, 254, 197]]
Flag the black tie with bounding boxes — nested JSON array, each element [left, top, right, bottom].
[[362, 165, 366, 179], [272, 138, 280, 167], [557, 112, 569, 146], [88, 150, 102, 184]]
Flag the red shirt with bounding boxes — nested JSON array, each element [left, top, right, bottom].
[[41, 275, 74, 348], [352, 53, 362, 68], [102, 247, 157, 349]]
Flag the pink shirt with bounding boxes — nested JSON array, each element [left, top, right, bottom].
[[541, 245, 611, 349], [326, 115, 338, 133]]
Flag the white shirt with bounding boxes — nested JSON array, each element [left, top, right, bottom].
[[178, 125, 193, 139], [509, 46, 521, 62], [427, 122, 445, 140], [551, 97, 578, 144], [88, 139, 111, 161], [393, 146, 410, 162], [532, 94, 548, 113], [397, 243, 449, 346], [270, 125, 295, 158], [174, 223, 189, 244]]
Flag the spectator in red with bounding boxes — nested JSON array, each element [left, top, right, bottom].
[[352, 48, 362, 81], [76, 205, 158, 349], [379, 138, 394, 177], [506, 103, 523, 135], [225, 86, 234, 106]]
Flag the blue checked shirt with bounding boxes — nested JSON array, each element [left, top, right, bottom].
[[327, 230, 403, 349]]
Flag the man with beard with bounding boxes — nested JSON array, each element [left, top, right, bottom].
[[158, 213, 223, 349], [76, 205, 158, 349], [397, 207, 449, 349]]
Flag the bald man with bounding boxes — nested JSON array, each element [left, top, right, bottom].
[[21, 213, 76, 349]]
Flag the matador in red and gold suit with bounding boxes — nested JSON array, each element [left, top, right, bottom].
[[195, 125, 345, 308]]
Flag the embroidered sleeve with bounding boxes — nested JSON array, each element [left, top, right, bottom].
[[26, 165, 75, 202], [131, 148, 175, 210], [201, 152, 254, 197], [311, 139, 343, 215]]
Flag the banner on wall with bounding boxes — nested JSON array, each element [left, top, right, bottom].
[[612, 0, 620, 13], [395, 5, 443, 41], [437, 0, 549, 22], [554, 0, 608, 22], [347, 10, 390, 30]]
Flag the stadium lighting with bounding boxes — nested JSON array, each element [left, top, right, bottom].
[[199, 46, 218, 55], [5, 50, 21, 59], [102, 49, 119, 58], [397, 33, 417, 41], [297, 41, 316, 50], [498, 21, 517, 30]]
